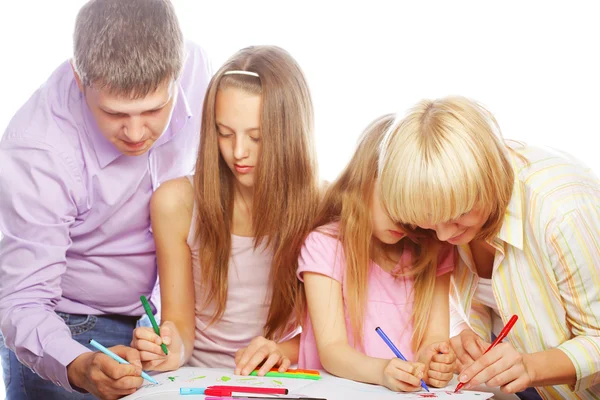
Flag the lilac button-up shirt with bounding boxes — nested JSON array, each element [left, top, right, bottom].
[[0, 41, 210, 390]]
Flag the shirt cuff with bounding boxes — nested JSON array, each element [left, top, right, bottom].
[[557, 336, 600, 392], [43, 337, 91, 392]]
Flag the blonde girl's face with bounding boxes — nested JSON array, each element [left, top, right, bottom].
[[370, 183, 407, 245], [418, 208, 488, 245], [215, 87, 262, 190]]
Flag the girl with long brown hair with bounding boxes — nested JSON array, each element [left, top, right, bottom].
[[298, 114, 456, 392], [129, 45, 319, 374]]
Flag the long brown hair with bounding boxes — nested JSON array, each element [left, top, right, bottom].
[[193, 46, 319, 340], [307, 114, 440, 352]]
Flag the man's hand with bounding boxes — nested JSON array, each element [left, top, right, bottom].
[[67, 345, 143, 400]]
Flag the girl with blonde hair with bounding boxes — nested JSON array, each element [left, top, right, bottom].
[[379, 96, 600, 399], [129, 46, 320, 375], [297, 114, 457, 392]]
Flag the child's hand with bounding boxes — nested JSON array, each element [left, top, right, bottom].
[[234, 336, 290, 376], [130, 320, 183, 371], [380, 358, 425, 392], [418, 341, 457, 387]]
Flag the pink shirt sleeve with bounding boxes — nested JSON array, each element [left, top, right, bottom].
[[297, 229, 345, 284], [436, 243, 456, 276]]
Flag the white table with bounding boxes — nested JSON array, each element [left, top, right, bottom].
[[123, 367, 518, 400]]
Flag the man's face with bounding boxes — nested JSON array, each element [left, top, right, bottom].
[[82, 79, 177, 156]]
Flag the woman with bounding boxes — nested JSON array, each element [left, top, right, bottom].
[[378, 96, 600, 399]]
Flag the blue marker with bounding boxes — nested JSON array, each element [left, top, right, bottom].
[[375, 327, 430, 392], [88, 339, 158, 384], [180, 388, 205, 395]]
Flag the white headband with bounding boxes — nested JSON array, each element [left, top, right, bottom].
[[223, 70, 259, 78]]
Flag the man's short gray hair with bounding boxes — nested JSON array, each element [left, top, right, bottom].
[[73, 0, 184, 98]]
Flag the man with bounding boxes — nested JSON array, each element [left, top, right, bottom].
[[0, 1, 210, 398]]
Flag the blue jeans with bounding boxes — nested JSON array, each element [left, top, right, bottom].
[[516, 387, 543, 400], [0, 312, 140, 400]]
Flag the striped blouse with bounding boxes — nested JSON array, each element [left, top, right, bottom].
[[450, 142, 600, 400]]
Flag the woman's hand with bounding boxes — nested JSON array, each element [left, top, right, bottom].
[[449, 328, 489, 372], [457, 341, 535, 393]]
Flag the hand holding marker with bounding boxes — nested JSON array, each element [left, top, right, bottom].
[[454, 315, 519, 393], [88, 339, 158, 384], [375, 326, 430, 392], [140, 295, 169, 355]]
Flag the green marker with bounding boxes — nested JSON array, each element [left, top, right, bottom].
[[249, 371, 322, 380], [140, 295, 168, 355]]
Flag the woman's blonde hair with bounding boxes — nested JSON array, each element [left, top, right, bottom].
[[193, 46, 320, 340], [379, 96, 514, 241], [306, 114, 440, 352]]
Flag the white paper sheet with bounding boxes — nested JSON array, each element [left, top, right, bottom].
[[294, 372, 494, 400], [123, 367, 494, 400], [122, 367, 315, 400]]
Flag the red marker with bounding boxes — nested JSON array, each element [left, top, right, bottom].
[[455, 315, 519, 393], [208, 385, 288, 395], [180, 386, 289, 396]]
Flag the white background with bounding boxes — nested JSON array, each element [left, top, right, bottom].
[[1, 0, 600, 397]]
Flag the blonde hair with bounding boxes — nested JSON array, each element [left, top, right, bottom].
[[379, 96, 514, 241], [307, 114, 440, 352], [194, 46, 320, 340], [73, 0, 184, 98]]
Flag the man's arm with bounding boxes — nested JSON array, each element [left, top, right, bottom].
[[0, 138, 89, 391]]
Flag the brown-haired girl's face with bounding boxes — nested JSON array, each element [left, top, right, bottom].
[[215, 87, 262, 190], [370, 184, 407, 245]]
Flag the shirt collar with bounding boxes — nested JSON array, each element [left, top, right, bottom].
[[81, 81, 193, 169], [493, 153, 525, 250]]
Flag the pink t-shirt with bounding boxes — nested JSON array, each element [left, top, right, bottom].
[[297, 224, 455, 369], [186, 177, 274, 368]]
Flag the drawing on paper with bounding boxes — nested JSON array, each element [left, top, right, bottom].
[[125, 367, 439, 400], [186, 375, 206, 382]]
